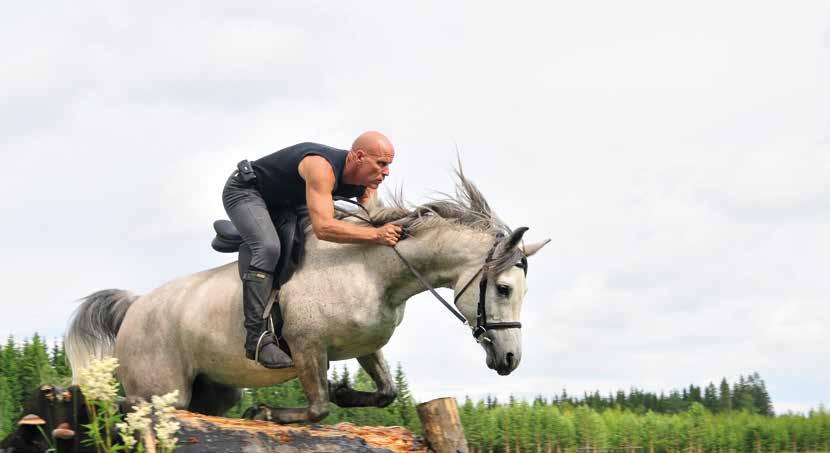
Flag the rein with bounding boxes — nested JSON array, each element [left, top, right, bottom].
[[333, 197, 525, 344]]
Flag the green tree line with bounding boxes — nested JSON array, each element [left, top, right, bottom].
[[1, 334, 827, 453], [459, 400, 830, 453], [535, 372, 773, 416]]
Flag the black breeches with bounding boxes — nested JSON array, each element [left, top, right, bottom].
[[222, 172, 281, 273]]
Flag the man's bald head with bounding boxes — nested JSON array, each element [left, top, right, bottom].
[[344, 131, 396, 189], [351, 131, 395, 159]]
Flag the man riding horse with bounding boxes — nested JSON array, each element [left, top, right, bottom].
[[222, 131, 403, 369]]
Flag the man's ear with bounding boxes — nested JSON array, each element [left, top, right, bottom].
[[354, 149, 366, 161]]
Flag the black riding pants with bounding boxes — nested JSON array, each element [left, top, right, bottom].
[[221, 171, 281, 273]]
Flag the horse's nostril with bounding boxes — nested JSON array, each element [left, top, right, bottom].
[[506, 352, 514, 368]]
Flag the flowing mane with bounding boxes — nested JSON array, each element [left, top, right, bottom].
[[334, 165, 526, 274]]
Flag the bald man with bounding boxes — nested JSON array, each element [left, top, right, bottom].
[[221, 132, 402, 368]]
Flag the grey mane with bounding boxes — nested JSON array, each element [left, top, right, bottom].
[[333, 165, 526, 275]]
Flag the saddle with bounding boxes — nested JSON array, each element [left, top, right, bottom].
[[211, 206, 310, 356], [211, 207, 309, 282]]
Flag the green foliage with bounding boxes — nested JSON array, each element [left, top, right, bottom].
[[0, 334, 74, 440], [2, 335, 827, 453]]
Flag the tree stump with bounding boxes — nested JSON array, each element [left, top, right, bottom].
[[416, 397, 468, 453]]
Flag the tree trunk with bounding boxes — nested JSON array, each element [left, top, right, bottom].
[[416, 397, 469, 453]]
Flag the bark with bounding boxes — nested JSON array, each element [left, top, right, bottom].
[[416, 397, 469, 453]]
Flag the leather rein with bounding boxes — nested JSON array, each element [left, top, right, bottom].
[[333, 197, 525, 344]]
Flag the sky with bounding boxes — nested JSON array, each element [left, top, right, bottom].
[[1, 1, 828, 414]]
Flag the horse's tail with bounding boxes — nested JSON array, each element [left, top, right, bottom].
[[65, 289, 140, 384]]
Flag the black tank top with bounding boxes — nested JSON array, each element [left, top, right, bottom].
[[251, 142, 366, 210]]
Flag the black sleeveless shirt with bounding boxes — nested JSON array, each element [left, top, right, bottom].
[[251, 142, 366, 210]]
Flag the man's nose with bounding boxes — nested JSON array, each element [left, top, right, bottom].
[[382, 167, 390, 176]]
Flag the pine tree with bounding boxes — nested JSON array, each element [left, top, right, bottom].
[[50, 340, 71, 380], [390, 363, 419, 432], [749, 372, 774, 416], [703, 383, 719, 413], [1, 335, 22, 406], [353, 367, 374, 392], [718, 378, 732, 412], [339, 364, 352, 387], [642, 411, 659, 453], [732, 375, 748, 412], [0, 376, 13, 440], [19, 333, 52, 402], [688, 385, 702, 403], [616, 390, 627, 409]]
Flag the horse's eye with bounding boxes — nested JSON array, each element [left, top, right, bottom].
[[496, 284, 512, 298]]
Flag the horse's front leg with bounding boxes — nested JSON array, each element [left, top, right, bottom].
[[248, 345, 331, 424], [330, 349, 397, 408]]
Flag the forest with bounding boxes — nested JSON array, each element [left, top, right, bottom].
[[1, 334, 828, 452]]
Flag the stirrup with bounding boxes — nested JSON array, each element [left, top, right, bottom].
[[254, 331, 269, 364]]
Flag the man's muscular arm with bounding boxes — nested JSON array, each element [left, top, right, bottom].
[[298, 156, 400, 245]]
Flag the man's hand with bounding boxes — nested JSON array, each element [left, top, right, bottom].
[[299, 155, 399, 245], [374, 223, 403, 246]]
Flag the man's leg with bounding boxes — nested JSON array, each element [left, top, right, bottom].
[[222, 175, 293, 369]]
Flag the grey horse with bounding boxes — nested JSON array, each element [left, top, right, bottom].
[[65, 170, 549, 423]]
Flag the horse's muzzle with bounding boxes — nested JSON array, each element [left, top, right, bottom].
[[495, 352, 518, 376]]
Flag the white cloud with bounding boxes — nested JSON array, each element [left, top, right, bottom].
[[1, 0, 828, 412]]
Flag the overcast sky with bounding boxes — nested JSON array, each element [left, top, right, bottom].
[[1, 1, 828, 414]]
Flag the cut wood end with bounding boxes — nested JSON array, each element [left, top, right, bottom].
[[52, 422, 75, 439], [18, 414, 46, 426]]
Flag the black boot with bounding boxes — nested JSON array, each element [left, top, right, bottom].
[[242, 268, 293, 369]]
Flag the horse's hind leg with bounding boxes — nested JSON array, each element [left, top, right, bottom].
[[188, 374, 242, 416], [244, 346, 331, 424], [330, 349, 397, 408]]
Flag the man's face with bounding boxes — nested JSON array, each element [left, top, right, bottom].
[[356, 148, 394, 189]]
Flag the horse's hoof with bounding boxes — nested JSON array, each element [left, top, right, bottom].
[[242, 404, 272, 421]]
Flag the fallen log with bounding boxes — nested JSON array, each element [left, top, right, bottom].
[[0, 386, 446, 453], [172, 411, 428, 452], [416, 397, 469, 453], [0, 384, 430, 452]]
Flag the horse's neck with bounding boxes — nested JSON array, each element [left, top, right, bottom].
[[382, 227, 492, 305]]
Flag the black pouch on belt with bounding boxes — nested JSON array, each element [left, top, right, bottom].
[[237, 159, 257, 183]]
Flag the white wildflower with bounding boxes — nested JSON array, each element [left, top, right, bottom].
[[115, 422, 137, 449], [116, 402, 152, 450], [151, 390, 181, 451], [78, 356, 120, 402]]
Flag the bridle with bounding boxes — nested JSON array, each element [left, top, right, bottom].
[[334, 197, 526, 344]]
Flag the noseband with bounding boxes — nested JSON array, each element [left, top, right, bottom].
[[333, 196, 525, 344]]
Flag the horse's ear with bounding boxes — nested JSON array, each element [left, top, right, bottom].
[[495, 227, 529, 257], [522, 239, 551, 257]]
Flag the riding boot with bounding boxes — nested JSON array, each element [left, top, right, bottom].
[[242, 268, 293, 369]]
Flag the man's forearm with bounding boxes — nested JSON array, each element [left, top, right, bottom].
[[314, 218, 378, 244]]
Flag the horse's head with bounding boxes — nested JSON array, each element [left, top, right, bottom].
[[454, 227, 550, 376]]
